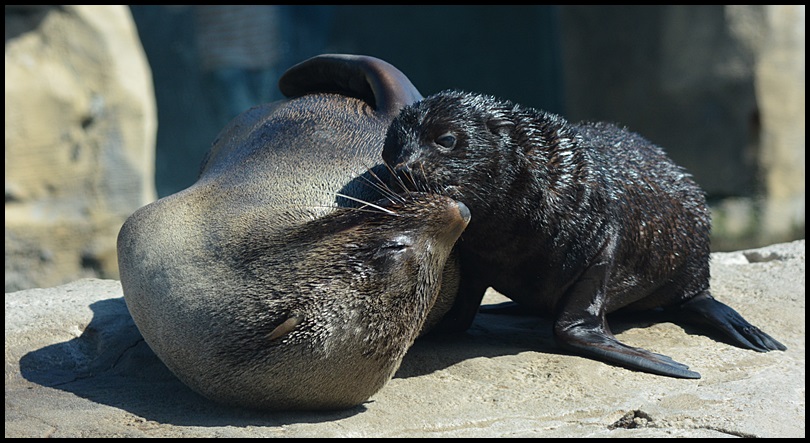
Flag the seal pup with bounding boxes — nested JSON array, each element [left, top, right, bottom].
[[118, 54, 465, 410], [381, 89, 786, 379]]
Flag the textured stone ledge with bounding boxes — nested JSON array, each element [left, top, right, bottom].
[[5, 240, 805, 437]]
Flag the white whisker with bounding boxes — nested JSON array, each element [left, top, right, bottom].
[[334, 193, 399, 216]]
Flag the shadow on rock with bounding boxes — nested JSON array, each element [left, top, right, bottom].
[[397, 301, 740, 379], [397, 303, 559, 379], [5, 5, 59, 43], [19, 297, 365, 426], [19, 297, 744, 423]]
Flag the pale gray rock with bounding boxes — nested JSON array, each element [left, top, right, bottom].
[[5, 240, 805, 437], [4, 5, 157, 292]]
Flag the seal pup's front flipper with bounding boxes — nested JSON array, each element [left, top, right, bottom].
[[553, 257, 702, 379], [555, 324, 702, 379], [676, 292, 787, 352]]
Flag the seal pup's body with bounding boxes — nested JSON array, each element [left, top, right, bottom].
[[118, 55, 465, 410], [382, 89, 786, 379]]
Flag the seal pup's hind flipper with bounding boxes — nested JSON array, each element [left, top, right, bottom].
[[676, 292, 787, 352]]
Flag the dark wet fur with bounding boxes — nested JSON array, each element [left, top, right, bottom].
[[382, 89, 786, 379]]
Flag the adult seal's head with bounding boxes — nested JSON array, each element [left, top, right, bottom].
[[117, 54, 466, 410]]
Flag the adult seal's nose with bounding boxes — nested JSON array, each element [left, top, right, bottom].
[[456, 201, 471, 225]]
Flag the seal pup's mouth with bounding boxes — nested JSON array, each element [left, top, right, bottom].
[[440, 184, 465, 202], [387, 163, 426, 193], [394, 169, 475, 214], [382, 161, 481, 219], [387, 163, 454, 194]]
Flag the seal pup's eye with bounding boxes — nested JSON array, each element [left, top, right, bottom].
[[435, 133, 457, 150]]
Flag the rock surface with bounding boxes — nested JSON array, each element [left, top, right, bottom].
[[5, 240, 805, 437]]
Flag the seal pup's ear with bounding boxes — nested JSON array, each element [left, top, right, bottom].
[[486, 114, 515, 137], [279, 54, 423, 116]]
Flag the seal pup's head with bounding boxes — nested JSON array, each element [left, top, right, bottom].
[[382, 90, 575, 219]]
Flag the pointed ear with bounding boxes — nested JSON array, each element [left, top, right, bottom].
[[486, 116, 514, 136]]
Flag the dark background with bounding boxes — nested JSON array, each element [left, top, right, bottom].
[[129, 6, 773, 226]]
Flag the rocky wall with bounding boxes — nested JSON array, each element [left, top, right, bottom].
[[5, 5, 156, 292]]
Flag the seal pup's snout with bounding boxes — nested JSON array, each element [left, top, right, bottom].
[[397, 164, 423, 192], [383, 117, 428, 192], [384, 142, 422, 170]]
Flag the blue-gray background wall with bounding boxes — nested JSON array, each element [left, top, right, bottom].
[[130, 5, 804, 250], [4, 5, 803, 291]]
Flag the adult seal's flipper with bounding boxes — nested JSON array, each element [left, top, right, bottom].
[[279, 54, 423, 116]]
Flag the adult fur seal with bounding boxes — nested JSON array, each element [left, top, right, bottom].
[[117, 54, 467, 410], [381, 89, 786, 379]]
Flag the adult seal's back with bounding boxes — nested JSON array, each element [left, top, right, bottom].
[[117, 55, 467, 411], [382, 89, 786, 379]]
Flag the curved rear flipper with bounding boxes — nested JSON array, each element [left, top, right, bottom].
[[279, 53, 423, 117], [677, 292, 787, 352]]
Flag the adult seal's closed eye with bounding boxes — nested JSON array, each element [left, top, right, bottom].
[[117, 54, 466, 410], [382, 89, 786, 379]]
